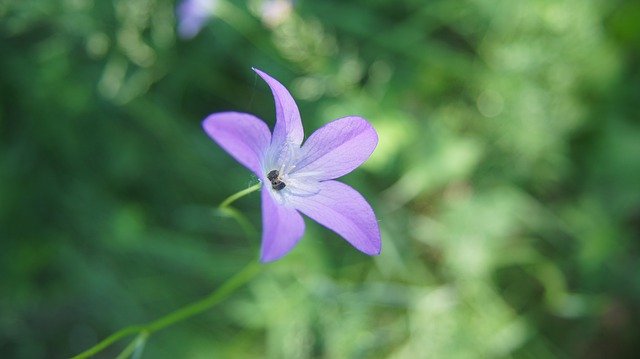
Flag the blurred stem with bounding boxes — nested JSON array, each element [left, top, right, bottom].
[[217, 182, 261, 238], [70, 326, 144, 359], [72, 185, 263, 359], [145, 262, 261, 332], [114, 332, 148, 359], [71, 261, 262, 359], [220, 182, 261, 209]]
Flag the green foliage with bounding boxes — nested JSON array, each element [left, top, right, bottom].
[[1, 0, 639, 358]]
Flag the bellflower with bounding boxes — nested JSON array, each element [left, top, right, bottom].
[[203, 69, 381, 262]]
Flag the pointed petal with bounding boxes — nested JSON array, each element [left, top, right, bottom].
[[294, 116, 378, 181], [202, 112, 270, 177], [260, 187, 306, 262], [289, 180, 381, 256], [253, 68, 304, 147]]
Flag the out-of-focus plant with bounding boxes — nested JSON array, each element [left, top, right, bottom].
[[1, 0, 639, 358]]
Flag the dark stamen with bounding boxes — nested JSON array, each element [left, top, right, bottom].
[[267, 170, 286, 191]]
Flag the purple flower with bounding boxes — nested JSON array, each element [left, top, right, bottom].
[[203, 69, 381, 262], [177, 0, 218, 39]]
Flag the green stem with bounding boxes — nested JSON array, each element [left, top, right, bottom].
[[114, 332, 148, 359], [219, 182, 261, 209], [71, 185, 263, 359], [71, 262, 261, 359], [71, 326, 144, 359], [144, 261, 261, 333], [219, 206, 257, 238], [217, 182, 261, 238]]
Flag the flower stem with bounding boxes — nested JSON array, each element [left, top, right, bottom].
[[217, 182, 262, 238], [71, 326, 144, 359], [219, 182, 261, 209], [71, 184, 263, 359], [145, 261, 261, 333], [114, 332, 148, 359], [71, 261, 261, 359]]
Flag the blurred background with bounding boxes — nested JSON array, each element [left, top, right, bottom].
[[1, 0, 639, 358]]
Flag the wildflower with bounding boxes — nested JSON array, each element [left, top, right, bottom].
[[177, 0, 218, 39], [203, 69, 381, 262]]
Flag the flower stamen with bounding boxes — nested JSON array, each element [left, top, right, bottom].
[[267, 169, 286, 191]]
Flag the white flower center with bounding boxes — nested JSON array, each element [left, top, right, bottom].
[[263, 140, 320, 204]]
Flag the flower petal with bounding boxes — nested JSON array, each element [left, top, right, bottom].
[[260, 187, 306, 262], [253, 68, 304, 147], [202, 112, 270, 177], [293, 116, 378, 181], [289, 180, 381, 256]]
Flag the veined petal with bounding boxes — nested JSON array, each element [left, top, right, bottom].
[[294, 116, 378, 181], [260, 187, 306, 262], [253, 68, 304, 147], [202, 112, 270, 177], [289, 180, 381, 256]]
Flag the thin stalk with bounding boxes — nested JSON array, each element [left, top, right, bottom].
[[71, 262, 261, 359], [114, 332, 148, 359], [144, 261, 261, 333], [219, 182, 261, 209], [70, 184, 263, 359], [217, 182, 261, 238], [71, 326, 144, 359]]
